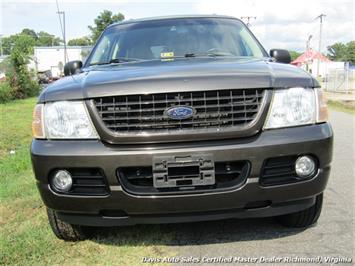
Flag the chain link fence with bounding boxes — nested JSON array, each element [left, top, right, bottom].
[[323, 64, 354, 92]]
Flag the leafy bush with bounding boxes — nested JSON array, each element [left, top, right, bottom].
[[6, 35, 40, 99], [0, 81, 13, 103]]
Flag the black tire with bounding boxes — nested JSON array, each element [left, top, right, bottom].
[[276, 193, 323, 228], [47, 208, 90, 241]]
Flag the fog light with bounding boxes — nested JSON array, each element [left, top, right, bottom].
[[295, 156, 316, 178], [51, 170, 72, 192]]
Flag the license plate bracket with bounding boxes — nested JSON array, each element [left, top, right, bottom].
[[152, 154, 215, 188]]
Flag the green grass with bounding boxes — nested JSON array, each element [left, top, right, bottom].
[[3, 96, 351, 265], [0, 98, 173, 265], [327, 99, 355, 115]]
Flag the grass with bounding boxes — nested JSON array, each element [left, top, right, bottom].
[[327, 99, 355, 115], [1, 96, 352, 265], [0, 98, 174, 265]]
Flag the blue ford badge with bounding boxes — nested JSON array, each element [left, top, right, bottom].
[[166, 106, 195, 120]]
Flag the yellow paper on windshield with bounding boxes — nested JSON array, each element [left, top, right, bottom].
[[160, 52, 174, 58]]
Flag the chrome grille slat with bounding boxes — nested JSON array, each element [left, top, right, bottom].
[[94, 89, 265, 133], [101, 109, 259, 121], [94, 94, 262, 107], [106, 117, 255, 129], [98, 102, 261, 114]]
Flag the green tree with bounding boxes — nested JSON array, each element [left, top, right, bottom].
[[36, 31, 61, 46], [2, 30, 61, 54], [88, 10, 124, 42], [7, 35, 40, 99], [289, 50, 301, 61], [1, 35, 17, 55], [21, 28, 38, 41], [346, 41, 355, 65], [327, 41, 355, 64], [327, 42, 348, 61], [67, 36, 92, 46]]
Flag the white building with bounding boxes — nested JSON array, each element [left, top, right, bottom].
[[32, 46, 91, 78]]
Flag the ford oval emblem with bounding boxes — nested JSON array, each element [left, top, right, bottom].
[[165, 106, 195, 120]]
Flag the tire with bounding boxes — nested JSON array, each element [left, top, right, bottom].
[[47, 208, 90, 241], [276, 193, 323, 228]]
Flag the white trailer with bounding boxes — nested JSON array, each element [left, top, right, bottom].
[[33, 46, 91, 78]]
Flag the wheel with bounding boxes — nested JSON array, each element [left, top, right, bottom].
[[46, 208, 90, 241], [276, 193, 323, 228]]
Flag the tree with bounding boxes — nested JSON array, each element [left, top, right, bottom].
[[88, 10, 124, 42], [68, 36, 92, 46], [7, 35, 40, 99], [21, 28, 38, 41], [289, 51, 301, 61], [327, 42, 348, 61], [327, 41, 355, 64], [36, 31, 61, 46], [1, 35, 18, 55], [1, 30, 62, 54], [346, 41, 355, 65]]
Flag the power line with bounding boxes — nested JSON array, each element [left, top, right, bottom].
[[55, 0, 64, 38]]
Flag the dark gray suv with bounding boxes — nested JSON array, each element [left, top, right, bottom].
[[31, 15, 333, 241]]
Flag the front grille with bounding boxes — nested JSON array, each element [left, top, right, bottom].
[[117, 161, 250, 195], [50, 168, 109, 196], [93, 89, 265, 133], [260, 156, 317, 186]]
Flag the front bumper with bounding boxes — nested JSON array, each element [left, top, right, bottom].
[[31, 123, 333, 226]]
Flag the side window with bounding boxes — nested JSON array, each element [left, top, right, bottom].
[[111, 40, 121, 60], [239, 28, 264, 57], [241, 38, 253, 56], [90, 36, 111, 64]]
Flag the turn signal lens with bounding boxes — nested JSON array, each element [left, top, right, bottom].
[[32, 104, 45, 139], [316, 89, 328, 123]]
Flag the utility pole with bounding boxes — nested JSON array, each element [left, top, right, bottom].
[[56, 0, 67, 65], [0, 34, 3, 57], [306, 35, 313, 72], [241, 16, 256, 27], [57, 11, 67, 64], [306, 35, 313, 51], [315, 14, 326, 77]]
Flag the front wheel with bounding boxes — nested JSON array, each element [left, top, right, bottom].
[[276, 193, 323, 228], [47, 208, 91, 241]]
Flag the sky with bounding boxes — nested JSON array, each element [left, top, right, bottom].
[[0, 0, 354, 52]]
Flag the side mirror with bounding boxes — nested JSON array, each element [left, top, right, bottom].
[[64, 60, 83, 76], [270, 49, 291, 64]]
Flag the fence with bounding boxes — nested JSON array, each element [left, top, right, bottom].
[[323, 64, 355, 92]]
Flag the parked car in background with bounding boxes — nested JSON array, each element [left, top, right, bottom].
[[37, 70, 53, 84], [31, 15, 333, 241]]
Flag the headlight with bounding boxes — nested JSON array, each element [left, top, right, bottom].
[[32, 101, 99, 139], [264, 87, 328, 129]]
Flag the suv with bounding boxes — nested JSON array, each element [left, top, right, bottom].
[[31, 15, 333, 241]]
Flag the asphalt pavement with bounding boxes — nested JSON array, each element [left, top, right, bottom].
[[163, 110, 355, 265], [94, 110, 354, 265]]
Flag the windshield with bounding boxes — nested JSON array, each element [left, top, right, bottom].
[[86, 17, 267, 66]]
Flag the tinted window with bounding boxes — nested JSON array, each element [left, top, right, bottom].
[[87, 18, 266, 65]]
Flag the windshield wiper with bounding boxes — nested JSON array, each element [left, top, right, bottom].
[[89, 57, 141, 66], [184, 51, 234, 58]]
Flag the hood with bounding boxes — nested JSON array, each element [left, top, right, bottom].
[[39, 57, 319, 102]]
